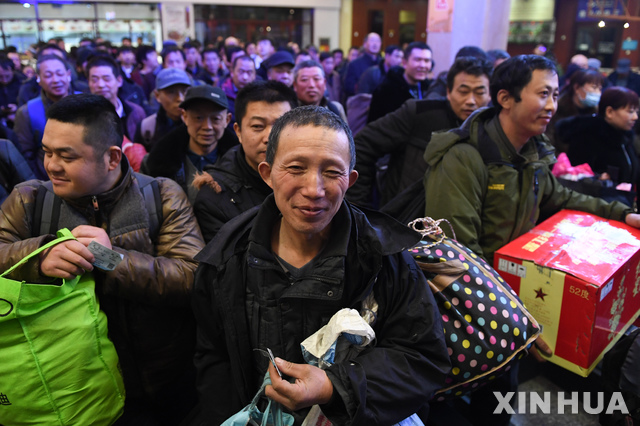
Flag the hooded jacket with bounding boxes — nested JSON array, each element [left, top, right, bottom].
[[193, 145, 272, 243], [423, 107, 632, 265], [191, 196, 451, 425], [0, 158, 204, 401]]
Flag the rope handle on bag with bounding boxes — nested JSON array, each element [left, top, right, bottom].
[[408, 217, 456, 244], [1, 228, 76, 278]]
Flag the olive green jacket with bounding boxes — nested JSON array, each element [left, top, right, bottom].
[[423, 107, 632, 265]]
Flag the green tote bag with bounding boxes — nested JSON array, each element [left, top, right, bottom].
[[0, 228, 125, 425]]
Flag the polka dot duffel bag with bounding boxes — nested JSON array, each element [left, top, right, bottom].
[[407, 217, 541, 400]]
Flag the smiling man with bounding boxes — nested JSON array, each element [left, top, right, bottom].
[[142, 84, 238, 202], [191, 105, 450, 425], [193, 80, 297, 242], [424, 54, 640, 267], [0, 93, 204, 425], [368, 41, 433, 123]]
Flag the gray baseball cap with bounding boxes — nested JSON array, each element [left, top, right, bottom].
[[155, 68, 192, 90], [179, 85, 229, 110]]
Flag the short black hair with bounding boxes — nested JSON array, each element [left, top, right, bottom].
[[455, 46, 488, 61], [37, 54, 69, 74], [384, 45, 401, 56], [117, 45, 134, 55], [135, 45, 156, 65], [235, 80, 298, 128], [0, 56, 15, 71], [183, 41, 199, 51], [404, 42, 431, 59], [267, 105, 355, 171], [232, 55, 255, 70], [490, 54, 558, 113], [46, 94, 123, 156], [37, 43, 67, 60], [599, 86, 639, 118], [225, 46, 244, 64], [447, 57, 494, 92], [162, 46, 185, 63], [86, 54, 121, 79]]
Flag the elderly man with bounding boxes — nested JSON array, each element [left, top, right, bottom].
[[342, 32, 382, 98], [191, 105, 450, 425], [293, 60, 346, 121]]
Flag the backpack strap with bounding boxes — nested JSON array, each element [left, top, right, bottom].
[[134, 173, 163, 243], [32, 176, 163, 244], [32, 181, 61, 238], [26, 97, 47, 148]]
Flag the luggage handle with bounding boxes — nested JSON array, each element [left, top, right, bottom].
[[1, 228, 76, 278]]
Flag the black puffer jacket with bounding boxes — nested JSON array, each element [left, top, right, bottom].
[[193, 145, 272, 243], [348, 98, 462, 208], [191, 196, 451, 425], [368, 66, 430, 123]]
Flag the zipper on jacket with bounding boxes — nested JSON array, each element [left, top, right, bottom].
[[529, 170, 540, 224], [92, 196, 99, 211]]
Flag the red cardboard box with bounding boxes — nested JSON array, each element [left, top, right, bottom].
[[494, 210, 640, 376]]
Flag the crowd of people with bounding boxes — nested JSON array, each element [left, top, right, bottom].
[[1, 33, 640, 426]]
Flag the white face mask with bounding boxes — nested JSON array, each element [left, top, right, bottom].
[[580, 91, 601, 108]]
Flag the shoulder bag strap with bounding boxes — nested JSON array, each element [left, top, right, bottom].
[[1, 228, 76, 278]]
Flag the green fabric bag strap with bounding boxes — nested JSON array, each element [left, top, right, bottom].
[[1, 228, 76, 278]]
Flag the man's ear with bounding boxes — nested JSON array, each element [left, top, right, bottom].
[[181, 109, 188, 125], [496, 89, 513, 111], [258, 161, 273, 188], [106, 146, 122, 171], [233, 121, 242, 143], [348, 169, 358, 188], [226, 111, 232, 126], [116, 75, 123, 88]]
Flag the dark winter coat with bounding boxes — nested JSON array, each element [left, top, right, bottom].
[[0, 138, 35, 204], [193, 145, 272, 243], [191, 196, 451, 425], [368, 66, 430, 123]]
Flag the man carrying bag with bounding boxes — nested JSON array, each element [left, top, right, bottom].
[[0, 94, 204, 425]]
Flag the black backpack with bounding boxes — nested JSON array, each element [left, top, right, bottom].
[[31, 173, 163, 243]]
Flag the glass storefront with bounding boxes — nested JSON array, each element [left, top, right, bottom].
[[0, 1, 160, 51]]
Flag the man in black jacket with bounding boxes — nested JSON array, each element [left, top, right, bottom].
[[193, 80, 297, 242], [191, 105, 450, 425], [367, 42, 433, 123], [348, 56, 493, 208], [142, 85, 238, 202]]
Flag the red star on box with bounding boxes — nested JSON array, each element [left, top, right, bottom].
[[535, 288, 547, 301]]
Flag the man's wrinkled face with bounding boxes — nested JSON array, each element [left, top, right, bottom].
[[38, 58, 71, 101], [235, 100, 291, 171], [447, 72, 491, 121], [231, 58, 256, 90], [364, 34, 381, 56], [43, 120, 114, 199], [88, 65, 123, 106], [181, 101, 230, 154], [258, 124, 358, 240], [293, 67, 325, 105]]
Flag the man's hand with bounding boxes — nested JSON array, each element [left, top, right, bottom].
[[72, 225, 112, 249], [39, 240, 94, 279], [529, 336, 552, 363], [625, 213, 640, 229], [265, 357, 334, 411]]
